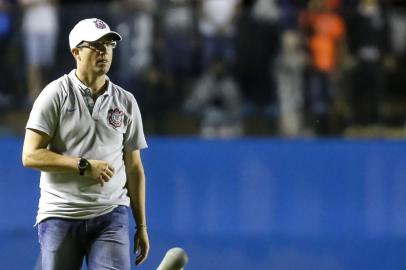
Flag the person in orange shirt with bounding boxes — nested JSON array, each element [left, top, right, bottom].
[[300, 0, 345, 134]]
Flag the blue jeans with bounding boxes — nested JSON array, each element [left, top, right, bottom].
[[38, 206, 131, 270]]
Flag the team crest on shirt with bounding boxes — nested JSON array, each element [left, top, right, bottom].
[[108, 108, 123, 128], [93, 19, 107, 29]]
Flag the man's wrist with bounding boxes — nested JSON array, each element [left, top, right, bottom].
[[136, 224, 148, 230], [78, 158, 89, 175]]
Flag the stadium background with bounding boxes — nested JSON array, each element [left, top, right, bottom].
[[1, 0, 406, 269]]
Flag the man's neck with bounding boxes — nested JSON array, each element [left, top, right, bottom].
[[75, 69, 107, 97]]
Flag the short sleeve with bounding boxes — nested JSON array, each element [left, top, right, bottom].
[[26, 81, 63, 137], [123, 95, 147, 151]]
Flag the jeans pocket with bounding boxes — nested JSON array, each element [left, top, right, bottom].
[[112, 206, 129, 227], [38, 218, 72, 252]]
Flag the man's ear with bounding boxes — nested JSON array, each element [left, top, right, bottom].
[[71, 48, 81, 61]]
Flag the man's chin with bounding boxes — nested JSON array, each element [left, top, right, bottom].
[[95, 66, 110, 75]]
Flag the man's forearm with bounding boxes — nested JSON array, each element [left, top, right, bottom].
[[22, 148, 79, 173], [126, 169, 147, 227]]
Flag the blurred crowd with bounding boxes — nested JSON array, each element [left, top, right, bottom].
[[1, 0, 406, 137]]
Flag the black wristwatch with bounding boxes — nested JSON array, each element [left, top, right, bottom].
[[78, 158, 89, 176]]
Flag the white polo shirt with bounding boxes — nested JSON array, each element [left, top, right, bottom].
[[26, 70, 147, 224]]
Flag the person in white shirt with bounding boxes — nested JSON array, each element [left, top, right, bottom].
[[20, 0, 59, 104], [22, 18, 149, 270]]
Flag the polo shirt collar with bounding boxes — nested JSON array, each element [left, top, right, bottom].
[[68, 69, 114, 96]]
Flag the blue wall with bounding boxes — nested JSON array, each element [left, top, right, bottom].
[[1, 137, 406, 269]]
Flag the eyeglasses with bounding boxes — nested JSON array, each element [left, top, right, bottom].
[[77, 41, 117, 52]]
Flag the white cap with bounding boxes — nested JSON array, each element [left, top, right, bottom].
[[69, 18, 122, 50]]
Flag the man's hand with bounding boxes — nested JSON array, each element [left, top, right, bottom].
[[134, 227, 150, 265], [87, 160, 115, 186]]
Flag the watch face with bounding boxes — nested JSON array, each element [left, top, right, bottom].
[[79, 159, 88, 169]]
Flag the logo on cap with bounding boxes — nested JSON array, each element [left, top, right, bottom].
[[93, 19, 107, 29]]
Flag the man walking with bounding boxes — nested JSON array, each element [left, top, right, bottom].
[[22, 18, 149, 269]]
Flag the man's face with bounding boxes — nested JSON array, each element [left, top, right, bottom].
[[74, 36, 116, 75]]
